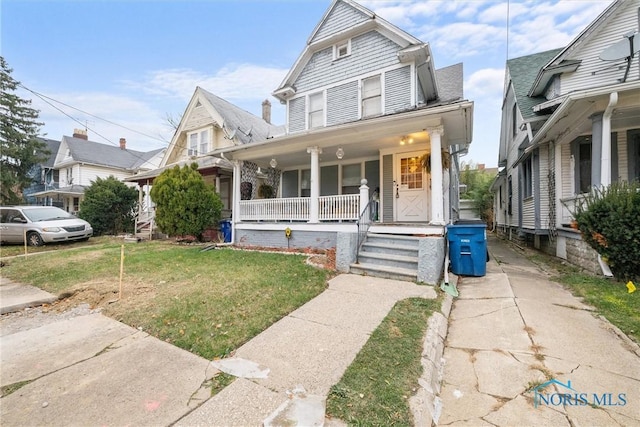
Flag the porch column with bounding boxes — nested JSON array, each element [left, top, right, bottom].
[[601, 92, 618, 187], [307, 146, 322, 223], [591, 112, 603, 187], [427, 125, 445, 225], [215, 175, 221, 193], [231, 160, 242, 243]]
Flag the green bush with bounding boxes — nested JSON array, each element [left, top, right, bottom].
[[79, 176, 138, 235], [150, 163, 223, 241], [573, 181, 640, 282]]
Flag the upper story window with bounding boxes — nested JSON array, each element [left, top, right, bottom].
[[188, 129, 210, 156], [362, 75, 382, 118], [308, 92, 324, 129], [333, 40, 351, 60], [512, 103, 518, 137]]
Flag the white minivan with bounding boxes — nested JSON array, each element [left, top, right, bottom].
[[0, 206, 93, 246]]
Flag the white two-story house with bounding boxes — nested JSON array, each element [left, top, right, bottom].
[[139, 0, 474, 284], [493, 0, 640, 274]]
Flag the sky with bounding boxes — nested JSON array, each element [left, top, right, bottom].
[[1, 0, 614, 167]]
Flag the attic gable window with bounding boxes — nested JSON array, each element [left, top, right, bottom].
[[333, 40, 351, 60], [188, 129, 210, 156]]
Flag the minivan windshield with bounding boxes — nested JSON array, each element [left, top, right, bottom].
[[22, 207, 75, 222]]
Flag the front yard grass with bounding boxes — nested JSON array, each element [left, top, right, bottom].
[[326, 297, 441, 426], [0, 240, 330, 360]]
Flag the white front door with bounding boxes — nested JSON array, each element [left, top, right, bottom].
[[395, 151, 428, 222]]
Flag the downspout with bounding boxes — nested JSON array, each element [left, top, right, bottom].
[[597, 92, 617, 278], [601, 92, 617, 187]]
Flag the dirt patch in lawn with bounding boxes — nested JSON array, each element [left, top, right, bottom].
[[45, 278, 158, 318]]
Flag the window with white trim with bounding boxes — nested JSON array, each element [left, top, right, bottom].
[[188, 129, 210, 156], [333, 40, 351, 60], [522, 156, 533, 198], [308, 92, 324, 129], [362, 75, 382, 118]]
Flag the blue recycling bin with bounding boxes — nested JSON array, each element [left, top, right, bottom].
[[219, 219, 232, 243], [446, 222, 487, 277]]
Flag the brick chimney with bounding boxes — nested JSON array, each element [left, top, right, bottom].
[[119, 138, 127, 150], [73, 129, 88, 140], [262, 99, 271, 124]]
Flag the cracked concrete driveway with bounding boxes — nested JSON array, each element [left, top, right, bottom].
[[0, 308, 216, 427], [438, 236, 640, 426]]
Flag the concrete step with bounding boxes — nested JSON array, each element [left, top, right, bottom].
[[357, 251, 418, 270], [365, 233, 420, 247], [361, 241, 419, 257], [349, 262, 417, 282]]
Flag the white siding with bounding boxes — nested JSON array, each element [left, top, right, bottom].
[[560, 142, 574, 199], [522, 198, 535, 229], [327, 81, 359, 126], [539, 146, 550, 230], [184, 105, 214, 131], [617, 129, 628, 181], [559, 1, 640, 94], [78, 165, 131, 187], [385, 65, 411, 114], [311, 1, 369, 43], [295, 31, 401, 93]]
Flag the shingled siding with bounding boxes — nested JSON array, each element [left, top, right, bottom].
[[311, 0, 369, 43], [385, 65, 412, 114], [295, 31, 401, 94], [185, 105, 213, 131], [327, 81, 359, 126], [288, 97, 306, 133]]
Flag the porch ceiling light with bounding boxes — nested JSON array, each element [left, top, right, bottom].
[[400, 136, 414, 145], [336, 147, 344, 160], [270, 158, 277, 168]]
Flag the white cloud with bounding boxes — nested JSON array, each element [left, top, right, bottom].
[[125, 63, 289, 102], [427, 22, 506, 57], [465, 67, 506, 99]]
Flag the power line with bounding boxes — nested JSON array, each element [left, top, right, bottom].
[[18, 84, 167, 166], [18, 83, 170, 145]]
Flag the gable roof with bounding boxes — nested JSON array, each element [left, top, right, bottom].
[[507, 48, 563, 120], [39, 137, 60, 168], [197, 87, 284, 144], [435, 63, 464, 104], [62, 136, 163, 171], [273, 0, 437, 103], [529, 0, 625, 96]]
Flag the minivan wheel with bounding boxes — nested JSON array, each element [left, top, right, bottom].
[[27, 232, 44, 246]]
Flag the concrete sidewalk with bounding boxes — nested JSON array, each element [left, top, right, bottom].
[[438, 236, 640, 426], [177, 274, 436, 426], [0, 276, 58, 314], [0, 274, 437, 426]]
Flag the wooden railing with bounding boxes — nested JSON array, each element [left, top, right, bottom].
[[319, 194, 359, 221], [240, 197, 310, 221], [239, 194, 360, 222]]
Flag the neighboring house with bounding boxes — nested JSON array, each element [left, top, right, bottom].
[[23, 137, 61, 205], [31, 129, 165, 214], [125, 87, 284, 222], [493, 0, 640, 274]]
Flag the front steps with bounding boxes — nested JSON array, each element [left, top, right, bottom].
[[349, 233, 420, 281]]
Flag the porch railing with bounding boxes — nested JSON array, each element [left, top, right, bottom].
[[559, 194, 587, 226], [319, 194, 359, 221], [355, 198, 376, 263], [239, 194, 360, 222], [240, 197, 310, 221]]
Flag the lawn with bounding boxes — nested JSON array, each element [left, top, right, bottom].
[[0, 240, 331, 360], [326, 297, 441, 426]]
